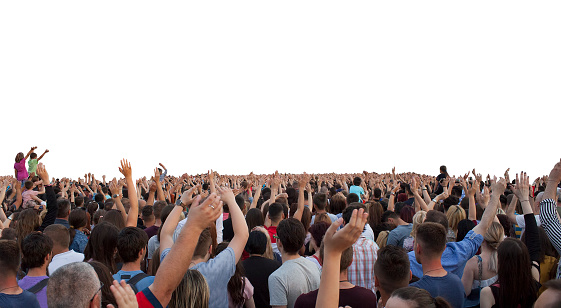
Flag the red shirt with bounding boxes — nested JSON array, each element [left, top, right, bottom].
[[265, 226, 277, 243], [136, 288, 163, 308]]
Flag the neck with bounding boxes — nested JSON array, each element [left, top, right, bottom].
[[316, 209, 326, 214], [144, 221, 155, 228], [378, 289, 390, 308], [155, 219, 161, 227], [249, 254, 263, 257], [27, 266, 47, 277], [281, 252, 301, 264], [120, 260, 141, 272], [270, 220, 280, 227], [0, 276, 21, 295], [57, 217, 68, 221], [421, 258, 446, 277], [339, 270, 354, 289], [52, 246, 69, 256], [398, 219, 409, 226], [189, 257, 207, 268]]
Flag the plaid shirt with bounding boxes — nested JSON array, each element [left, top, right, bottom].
[[347, 237, 379, 293]]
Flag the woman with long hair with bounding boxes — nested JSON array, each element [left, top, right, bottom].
[[446, 205, 466, 242], [215, 242, 255, 308], [245, 208, 264, 231], [169, 269, 210, 308], [367, 201, 384, 240], [69, 209, 89, 253], [462, 222, 504, 307], [15, 209, 40, 247], [402, 210, 426, 252], [386, 286, 451, 308], [88, 261, 118, 308], [84, 221, 119, 273]]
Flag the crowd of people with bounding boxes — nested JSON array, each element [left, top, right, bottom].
[[1, 146, 561, 308]]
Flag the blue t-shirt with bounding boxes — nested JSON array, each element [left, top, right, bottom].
[[349, 186, 365, 202], [408, 230, 483, 279], [410, 273, 465, 308], [0, 290, 41, 308], [113, 270, 155, 293], [387, 224, 413, 248], [311, 213, 338, 224]]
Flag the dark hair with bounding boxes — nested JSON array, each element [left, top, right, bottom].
[[94, 193, 105, 203], [276, 218, 306, 254], [391, 286, 451, 308], [373, 188, 382, 199], [424, 210, 448, 232], [29, 152, 37, 159], [0, 228, 17, 241], [342, 203, 367, 224], [353, 177, 362, 186], [103, 209, 126, 230], [193, 228, 212, 259], [440, 165, 449, 176], [442, 196, 459, 212], [374, 245, 411, 294], [216, 242, 246, 307], [286, 187, 298, 205], [346, 193, 359, 204], [0, 239, 21, 276], [268, 203, 284, 222], [88, 261, 117, 308], [367, 201, 383, 232], [21, 232, 53, 270], [75, 196, 85, 208], [313, 193, 328, 210], [399, 206, 415, 223], [496, 214, 515, 238], [152, 201, 165, 220], [416, 222, 447, 257], [329, 193, 347, 215], [142, 206, 155, 221], [56, 199, 71, 218], [381, 210, 398, 223], [245, 231, 267, 255], [24, 181, 33, 190], [117, 227, 149, 263], [309, 222, 330, 251], [68, 209, 88, 246], [84, 221, 119, 273], [496, 238, 538, 307], [245, 208, 264, 231], [456, 219, 476, 242]]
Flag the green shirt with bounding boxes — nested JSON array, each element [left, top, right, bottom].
[[28, 159, 38, 174]]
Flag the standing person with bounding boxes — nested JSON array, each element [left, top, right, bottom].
[[349, 177, 366, 203], [113, 227, 154, 294], [18, 232, 52, 308], [386, 211, 413, 248], [44, 224, 85, 274], [374, 245, 412, 308], [311, 193, 338, 224], [434, 165, 449, 195], [268, 218, 320, 308], [215, 242, 255, 308], [14, 147, 36, 185], [27, 149, 49, 177], [0, 240, 40, 307]]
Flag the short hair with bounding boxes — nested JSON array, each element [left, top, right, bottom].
[[382, 210, 399, 223], [48, 262, 101, 308], [342, 203, 367, 224], [44, 224, 70, 248], [0, 228, 17, 241], [309, 221, 330, 248], [117, 227, 149, 263], [153, 201, 167, 219], [374, 245, 410, 294], [416, 222, 447, 257], [353, 177, 362, 186], [94, 193, 105, 203], [0, 240, 21, 276], [245, 230, 267, 255], [56, 199, 71, 218], [142, 205, 155, 221], [268, 203, 284, 222], [313, 193, 328, 210], [374, 188, 382, 199], [75, 196, 84, 207], [390, 287, 452, 308], [24, 180, 34, 190], [235, 195, 245, 210], [320, 243, 353, 272], [30, 152, 37, 159], [424, 210, 449, 232], [346, 193, 359, 204], [276, 218, 306, 254], [21, 232, 53, 269], [193, 228, 212, 259]]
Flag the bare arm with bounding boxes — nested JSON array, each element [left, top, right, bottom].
[[37, 149, 49, 161], [24, 146, 37, 161], [218, 187, 249, 262], [249, 180, 263, 210], [120, 160, 139, 228], [293, 174, 309, 221], [473, 178, 506, 236]]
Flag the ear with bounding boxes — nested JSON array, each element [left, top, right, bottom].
[[374, 275, 380, 287], [409, 270, 413, 281]]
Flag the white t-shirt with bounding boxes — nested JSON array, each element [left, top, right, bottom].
[[48, 250, 85, 274]]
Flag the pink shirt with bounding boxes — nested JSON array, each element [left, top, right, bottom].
[[14, 159, 28, 181], [22, 190, 40, 205]]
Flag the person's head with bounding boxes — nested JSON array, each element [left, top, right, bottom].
[[442, 196, 459, 212], [47, 262, 102, 308], [329, 193, 347, 215], [245, 208, 264, 231], [424, 210, 448, 233], [193, 228, 213, 260], [534, 279, 561, 308], [92, 210, 106, 226], [456, 219, 476, 242], [386, 287, 451, 308], [374, 245, 411, 297], [309, 221, 330, 252], [374, 188, 382, 199], [29, 152, 38, 160], [0, 240, 21, 279], [399, 206, 415, 224], [0, 228, 17, 241], [276, 218, 306, 255], [314, 213, 332, 225], [84, 221, 119, 273], [445, 205, 466, 235], [57, 199, 72, 219], [15, 208, 41, 246], [353, 177, 362, 186], [117, 227, 148, 263], [376, 230, 390, 249], [87, 261, 117, 308], [21, 232, 53, 271], [414, 222, 447, 264], [24, 180, 34, 190], [69, 208, 88, 229], [103, 209, 126, 230], [319, 243, 353, 272], [495, 238, 539, 307], [346, 193, 359, 204], [483, 222, 504, 272], [94, 193, 104, 203], [245, 230, 268, 255], [410, 210, 427, 238], [267, 202, 284, 224], [496, 214, 514, 237], [439, 165, 448, 175], [142, 205, 155, 224], [342, 203, 367, 225], [313, 193, 328, 211], [44, 224, 70, 251], [381, 210, 399, 228], [15, 152, 24, 163], [367, 201, 383, 229], [169, 269, 210, 308], [75, 196, 85, 208]]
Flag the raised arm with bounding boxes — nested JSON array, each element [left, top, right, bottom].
[[218, 187, 249, 262], [119, 160, 139, 228], [149, 194, 222, 307], [208, 170, 216, 195], [154, 169, 166, 201], [37, 163, 58, 231], [37, 149, 49, 161], [249, 179, 263, 210], [24, 146, 37, 161], [539, 159, 561, 267], [293, 173, 310, 221], [473, 178, 506, 236], [411, 177, 429, 212]]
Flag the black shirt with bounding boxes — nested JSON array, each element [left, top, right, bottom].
[[242, 256, 281, 308], [222, 217, 234, 242]]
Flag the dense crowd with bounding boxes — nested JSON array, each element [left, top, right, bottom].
[[1, 146, 561, 308]]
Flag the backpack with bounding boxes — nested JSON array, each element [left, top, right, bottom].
[[121, 273, 150, 294], [26, 278, 50, 294]]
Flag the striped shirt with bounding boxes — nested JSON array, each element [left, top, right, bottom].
[[347, 237, 379, 293], [539, 198, 561, 279]]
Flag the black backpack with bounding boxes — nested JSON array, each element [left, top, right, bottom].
[[122, 273, 150, 294], [26, 278, 49, 294]]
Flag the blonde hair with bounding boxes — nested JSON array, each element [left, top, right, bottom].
[[484, 222, 504, 272], [254, 226, 275, 260], [446, 205, 466, 235], [376, 230, 390, 249], [410, 210, 427, 237], [169, 269, 210, 308]]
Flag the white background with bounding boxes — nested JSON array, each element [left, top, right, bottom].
[[1, 1, 560, 180]]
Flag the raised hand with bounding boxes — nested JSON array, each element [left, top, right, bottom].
[[36, 163, 50, 185], [186, 193, 223, 231], [118, 159, 132, 178], [323, 208, 368, 254], [490, 177, 507, 196], [513, 172, 530, 201], [107, 280, 139, 308], [547, 158, 561, 184], [217, 186, 236, 205]]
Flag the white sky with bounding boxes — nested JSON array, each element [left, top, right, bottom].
[[1, 1, 560, 181]]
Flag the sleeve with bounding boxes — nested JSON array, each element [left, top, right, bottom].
[[215, 210, 223, 243], [268, 274, 288, 306], [515, 215, 526, 228], [451, 230, 484, 263], [523, 213, 540, 263], [539, 198, 561, 256], [136, 288, 164, 308], [38, 185, 58, 232]]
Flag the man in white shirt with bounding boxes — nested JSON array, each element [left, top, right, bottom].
[[43, 224, 84, 274]]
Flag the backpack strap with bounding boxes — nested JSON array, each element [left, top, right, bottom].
[[27, 278, 49, 294], [476, 255, 483, 291], [126, 273, 150, 294]]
